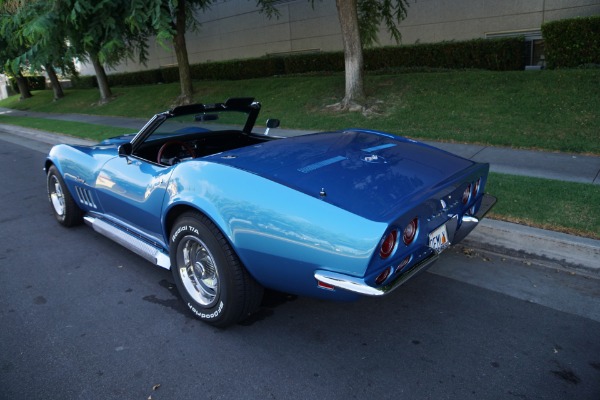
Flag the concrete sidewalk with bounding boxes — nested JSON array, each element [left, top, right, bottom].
[[1, 106, 598, 273]]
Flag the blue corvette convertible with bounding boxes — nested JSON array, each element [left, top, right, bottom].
[[45, 98, 496, 327]]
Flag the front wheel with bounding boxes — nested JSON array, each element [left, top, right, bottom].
[[46, 165, 83, 227], [170, 212, 263, 327]]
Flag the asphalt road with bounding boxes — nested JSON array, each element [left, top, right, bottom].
[[1, 132, 599, 400]]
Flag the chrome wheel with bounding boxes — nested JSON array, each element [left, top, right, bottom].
[[170, 212, 264, 327], [49, 175, 66, 216], [177, 235, 219, 307], [46, 166, 83, 227]]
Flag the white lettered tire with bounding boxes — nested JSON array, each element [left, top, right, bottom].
[[46, 165, 83, 227], [170, 212, 263, 327]]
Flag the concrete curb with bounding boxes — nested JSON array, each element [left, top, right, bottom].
[[463, 219, 600, 275]]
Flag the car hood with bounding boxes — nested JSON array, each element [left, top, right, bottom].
[[205, 130, 475, 221], [98, 133, 137, 146]]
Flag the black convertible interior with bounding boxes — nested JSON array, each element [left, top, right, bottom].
[[134, 130, 273, 166], [126, 98, 281, 166]]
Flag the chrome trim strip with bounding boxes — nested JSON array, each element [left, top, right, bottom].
[[314, 253, 439, 297], [84, 215, 171, 270]]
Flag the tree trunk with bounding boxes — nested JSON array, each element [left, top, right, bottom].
[[45, 63, 64, 101], [90, 53, 113, 103], [335, 0, 366, 110], [173, 0, 194, 105], [15, 71, 32, 101]]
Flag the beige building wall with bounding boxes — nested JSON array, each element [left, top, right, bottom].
[[90, 0, 600, 75]]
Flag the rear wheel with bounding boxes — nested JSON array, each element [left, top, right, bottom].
[[170, 212, 263, 327], [46, 165, 83, 227]]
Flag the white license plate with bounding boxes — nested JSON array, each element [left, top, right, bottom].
[[429, 224, 450, 254]]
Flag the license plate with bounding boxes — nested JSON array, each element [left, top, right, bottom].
[[429, 224, 450, 254]]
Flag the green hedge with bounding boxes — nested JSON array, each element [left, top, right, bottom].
[[9, 75, 47, 92], [72, 37, 525, 88], [283, 52, 344, 74], [70, 74, 97, 89], [107, 69, 164, 86], [160, 66, 180, 83], [542, 16, 600, 68], [278, 37, 525, 74], [365, 37, 525, 71], [191, 57, 285, 80]]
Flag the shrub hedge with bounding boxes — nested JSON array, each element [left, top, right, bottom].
[[107, 69, 164, 86], [70, 74, 97, 89], [365, 38, 525, 71], [72, 37, 525, 88], [542, 16, 600, 68]]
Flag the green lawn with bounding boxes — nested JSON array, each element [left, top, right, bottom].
[[486, 173, 600, 240]]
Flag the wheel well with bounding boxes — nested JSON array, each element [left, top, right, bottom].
[[164, 204, 219, 242], [44, 160, 55, 173]]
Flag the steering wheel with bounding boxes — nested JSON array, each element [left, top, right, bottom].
[[157, 141, 196, 165]]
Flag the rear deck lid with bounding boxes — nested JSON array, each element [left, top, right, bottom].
[[205, 130, 475, 221]]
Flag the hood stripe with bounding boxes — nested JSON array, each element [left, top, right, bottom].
[[298, 156, 348, 174]]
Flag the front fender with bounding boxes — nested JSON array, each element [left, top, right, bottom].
[[47, 143, 119, 182]]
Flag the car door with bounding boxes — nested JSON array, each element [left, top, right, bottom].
[[94, 154, 174, 244]]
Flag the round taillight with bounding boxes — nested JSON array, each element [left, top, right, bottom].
[[403, 217, 418, 245], [375, 267, 391, 285], [462, 183, 472, 205], [474, 178, 481, 196], [380, 230, 397, 259], [396, 255, 411, 273]]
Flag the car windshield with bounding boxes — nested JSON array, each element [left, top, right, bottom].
[[148, 110, 251, 141]]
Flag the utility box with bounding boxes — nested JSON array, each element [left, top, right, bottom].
[[0, 74, 8, 100]]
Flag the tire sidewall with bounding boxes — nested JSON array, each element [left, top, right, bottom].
[[170, 215, 235, 326], [47, 166, 68, 225]]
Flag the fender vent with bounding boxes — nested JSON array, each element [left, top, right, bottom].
[[75, 186, 97, 209]]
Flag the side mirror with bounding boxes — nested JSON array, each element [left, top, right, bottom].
[[264, 119, 280, 136], [266, 119, 280, 129], [118, 143, 132, 157]]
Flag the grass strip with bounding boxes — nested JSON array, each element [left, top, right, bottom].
[[486, 172, 600, 240], [0, 115, 134, 141]]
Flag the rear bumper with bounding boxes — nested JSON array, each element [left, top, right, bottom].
[[315, 252, 439, 296], [314, 193, 497, 297], [452, 193, 497, 245]]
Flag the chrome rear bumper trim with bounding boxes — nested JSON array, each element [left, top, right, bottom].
[[314, 252, 439, 297]]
